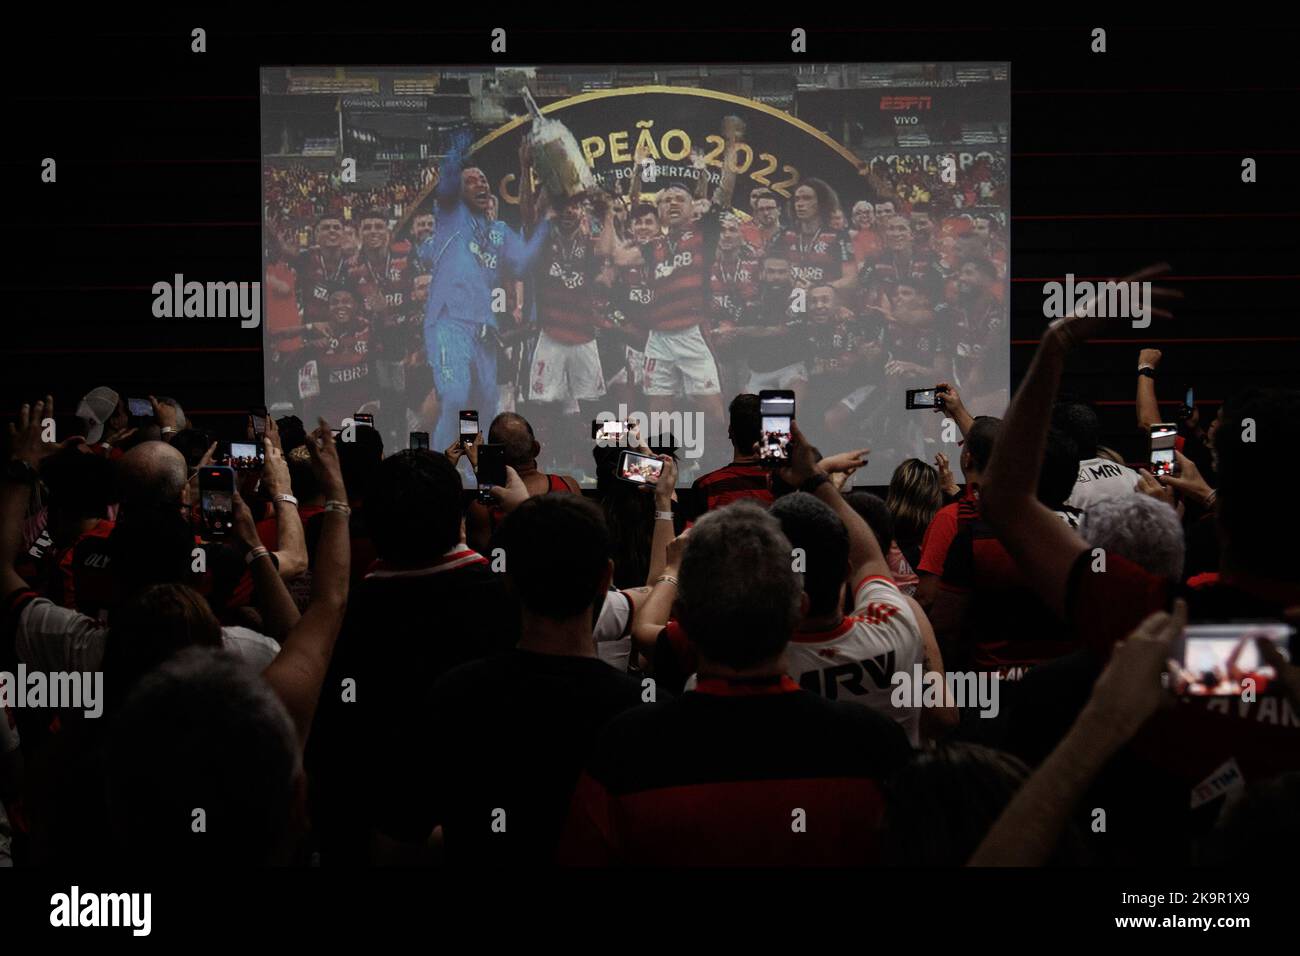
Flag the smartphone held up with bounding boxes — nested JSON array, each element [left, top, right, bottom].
[[758, 390, 795, 465], [1150, 423, 1178, 478], [475, 442, 506, 503], [616, 450, 664, 486], [198, 465, 236, 539], [1169, 623, 1294, 697]]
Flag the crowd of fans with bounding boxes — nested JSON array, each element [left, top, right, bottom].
[[259, 137, 1009, 475], [3, 286, 1298, 865], [264, 162, 434, 243]]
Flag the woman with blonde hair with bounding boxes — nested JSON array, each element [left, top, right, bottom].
[[885, 458, 943, 569]]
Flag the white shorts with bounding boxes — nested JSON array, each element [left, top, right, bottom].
[[746, 361, 809, 393], [643, 326, 721, 397], [528, 330, 607, 402]]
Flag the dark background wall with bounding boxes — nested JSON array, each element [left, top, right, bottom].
[[3, 17, 1297, 471]]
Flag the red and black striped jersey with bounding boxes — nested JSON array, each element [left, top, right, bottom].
[[640, 211, 721, 331], [686, 462, 772, 519], [535, 232, 602, 344], [558, 673, 912, 865], [773, 227, 852, 288]]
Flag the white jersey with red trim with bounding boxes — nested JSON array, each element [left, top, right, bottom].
[[784, 574, 924, 745]]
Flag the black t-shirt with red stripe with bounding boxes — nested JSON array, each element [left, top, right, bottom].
[[940, 494, 1082, 675], [558, 674, 912, 865], [684, 461, 773, 522]]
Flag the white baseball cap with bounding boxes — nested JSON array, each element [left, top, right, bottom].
[[76, 386, 120, 444]]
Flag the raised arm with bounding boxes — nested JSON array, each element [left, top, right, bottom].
[[231, 492, 300, 640], [629, 138, 647, 207], [978, 322, 1087, 618], [591, 193, 619, 263], [934, 382, 975, 438], [632, 528, 689, 658], [434, 130, 472, 207], [982, 265, 1178, 619], [1135, 348, 1163, 430], [643, 455, 679, 585], [713, 134, 740, 212], [780, 423, 889, 582], [3, 397, 80, 600], [258, 429, 307, 580], [261, 421, 351, 746], [970, 602, 1183, 865], [692, 151, 710, 201]]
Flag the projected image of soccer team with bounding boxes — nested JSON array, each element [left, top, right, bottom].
[[261, 65, 1010, 483]]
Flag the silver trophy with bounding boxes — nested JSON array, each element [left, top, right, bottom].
[[522, 86, 597, 203]]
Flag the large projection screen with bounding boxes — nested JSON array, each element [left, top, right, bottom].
[[260, 64, 1010, 486]]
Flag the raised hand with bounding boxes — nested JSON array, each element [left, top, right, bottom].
[[1155, 450, 1214, 507], [776, 421, 822, 489], [306, 420, 346, 501], [1083, 599, 1186, 742], [1046, 263, 1182, 350], [9, 396, 81, 465]]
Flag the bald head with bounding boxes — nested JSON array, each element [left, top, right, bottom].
[[117, 441, 188, 510], [489, 412, 539, 468]]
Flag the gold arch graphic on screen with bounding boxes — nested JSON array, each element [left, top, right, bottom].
[[470, 84, 869, 173]]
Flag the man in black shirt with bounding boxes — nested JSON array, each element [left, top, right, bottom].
[[560, 499, 911, 865], [375, 494, 655, 864], [307, 449, 518, 863], [729, 254, 808, 402]]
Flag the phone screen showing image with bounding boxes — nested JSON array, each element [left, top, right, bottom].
[[228, 441, 264, 471], [1150, 423, 1177, 477], [1171, 623, 1294, 697], [127, 397, 153, 417], [460, 410, 479, 444], [593, 419, 628, 442], [758, 390, 794, 463], [198, 466, 236, 538], [617, 450, 664, 485], [905, 388, 939, 410]]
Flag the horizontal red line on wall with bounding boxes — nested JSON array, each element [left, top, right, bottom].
[[1010, 275, 1299, 282], [1011, 336, 1300, 345], [1013, 212, 1300, 221], [1012, 149, 1300, 157], [1013, 86, 1300, 95], [6, 347, 261, 355]]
